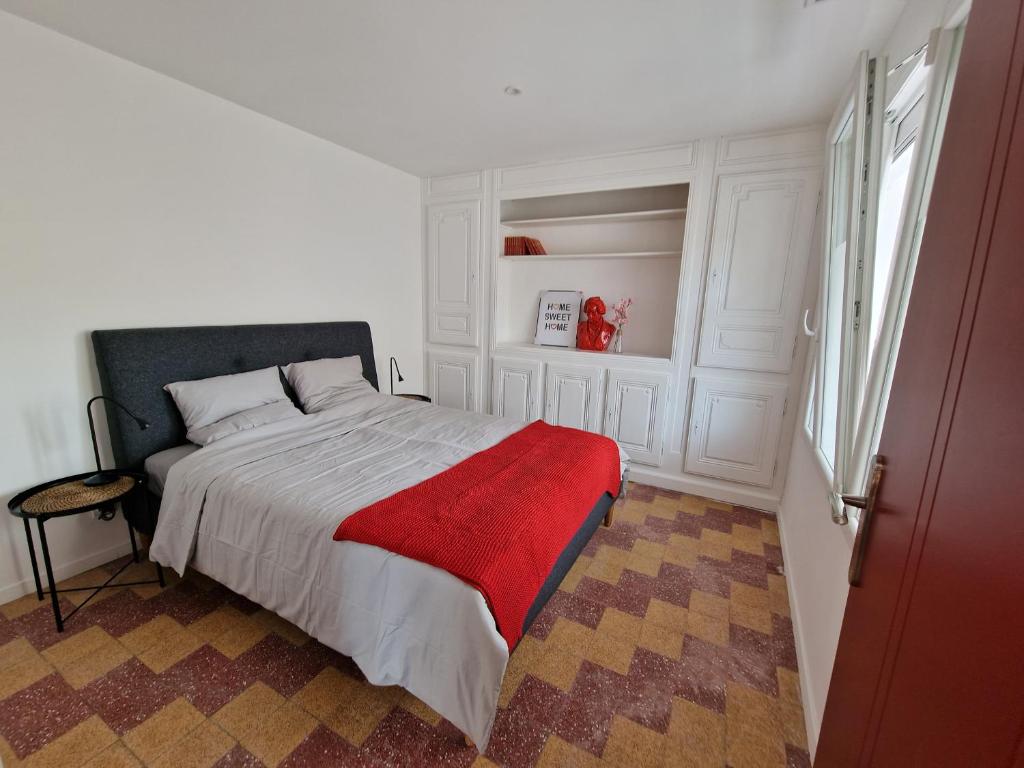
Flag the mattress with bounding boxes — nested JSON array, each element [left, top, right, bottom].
[[150, 387, 627, 749], [144, 443, 199, 496]]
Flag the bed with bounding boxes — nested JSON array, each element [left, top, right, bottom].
[[91, 321, 626, 750]]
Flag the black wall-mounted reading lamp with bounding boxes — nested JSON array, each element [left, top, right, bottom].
[[389, 356, 404, 395], [85, 395, 149, 487]]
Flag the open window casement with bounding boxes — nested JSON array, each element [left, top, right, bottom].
[[812, 50, 885, 524], [809, 26, 966, 527], [844, 26, 965, 508]]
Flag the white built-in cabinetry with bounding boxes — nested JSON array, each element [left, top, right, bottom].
[[544, 363, 604, 432], [422, 127, 823, 511]]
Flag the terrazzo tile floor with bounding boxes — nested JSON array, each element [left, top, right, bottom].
[[0, 484, 809, 767]]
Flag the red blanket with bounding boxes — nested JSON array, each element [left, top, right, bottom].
[[333, 420, 621, 648]]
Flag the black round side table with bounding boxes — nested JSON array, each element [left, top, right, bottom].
[[7, 471, 165, 632]]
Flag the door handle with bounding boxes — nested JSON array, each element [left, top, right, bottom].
[[802, 308, 817, 337], [846, 454, 886, 587]]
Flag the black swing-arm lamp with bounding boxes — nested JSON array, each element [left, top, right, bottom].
[[389, 356, 404, 395], [85, 395, 149, 487]]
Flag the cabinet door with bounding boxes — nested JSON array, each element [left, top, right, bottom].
[[697, 168, 820, 373], [603, 369, 670, 467], [491, 356, 544, 422], [684, 376, 788, 487], [544, 363, 603, 432], [428, 351, 478, 411], [426, 200, 480, 347]]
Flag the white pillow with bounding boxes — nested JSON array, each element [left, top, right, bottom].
[[284, 356, 369, 413], [164, 366, 289, 432], [186, 400, 303, 446]]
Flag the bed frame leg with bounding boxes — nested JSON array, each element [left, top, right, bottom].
[[603, 507, 614, 527], [464, 733, 475, 749]]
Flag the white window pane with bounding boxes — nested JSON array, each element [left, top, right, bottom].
[[819, 112, 855, 471], [868, 141, 916, 373]]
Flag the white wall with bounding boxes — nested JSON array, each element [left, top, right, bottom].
[[0, 12, 423, 603], [776, 0, 966, 757]]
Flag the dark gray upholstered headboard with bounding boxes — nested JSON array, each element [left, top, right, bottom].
[[92, 321, 378, 473]]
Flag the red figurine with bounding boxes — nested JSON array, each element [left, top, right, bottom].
[[576, 296, 615, 351]]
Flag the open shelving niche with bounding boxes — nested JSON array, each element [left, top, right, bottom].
[[495, 183, 689, 360]]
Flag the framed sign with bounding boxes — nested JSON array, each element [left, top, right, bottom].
[[534, 290, 583, 347]]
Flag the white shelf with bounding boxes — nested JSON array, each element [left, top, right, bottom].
[[501, 208, 686, 227], [500, 250, 680, 262], [494, 342, 672, 366]]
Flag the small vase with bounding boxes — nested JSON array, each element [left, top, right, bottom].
[[612, 327, 623, 353]]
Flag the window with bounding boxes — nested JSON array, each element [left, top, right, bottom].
[[807, 30, 963, 523]]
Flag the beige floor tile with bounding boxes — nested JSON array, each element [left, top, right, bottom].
[[698, 529, 734, 562], [528, 646, 585, 691], [535, 735, 603, 768], [209, 616, 271, 659], [544, 617, 595, 658], [601, 715, 666, 767], [399, 690, 443, 726], [585, 558, 623, 585], [1, 592, 48, 620], [0, 638, 53, 698], [776, 668, 802, 707], [82, 740, 142, 768], [725, 683, 787, 768], [24, 715, 117, 768], [730, 525, 765, 556], [250, 609, 309, 646], [62, 639, 132, 688], [688, 591, 730, 621], [119, 615, 185, 656], [41, 625, 114, 667], [292, 667, 364, 720], [558, 556, 592, 593], [644, 599, 689, 632], [665, 697, 726, 768], [761, 519, 781, 546], [596, 607, 644, 643], [323, 685, 401, 746], [730, 583, 771, 610], [729, 602, 773, 635], [625, 553, 663, 578], [638, 622, 684, 660], [583, 632, 635, 675], [213, 682, 286, 740], [187, 606, 251, 643], [150, 720, 234, 768], [137, 624, 204, 674], [595, 545, 631, 568], [239, 701, 316, 767], [687, 611, 730, 647], [123, 698, 206, 765]]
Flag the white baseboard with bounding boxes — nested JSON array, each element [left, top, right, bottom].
[[775, 504, 822, 759], [628, 467, 780, 513], [0, 540, 134, 606]]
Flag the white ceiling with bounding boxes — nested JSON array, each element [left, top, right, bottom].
[[0, 0, 905, 177]]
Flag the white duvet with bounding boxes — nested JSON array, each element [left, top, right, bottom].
[[151, 387, 625, 749]]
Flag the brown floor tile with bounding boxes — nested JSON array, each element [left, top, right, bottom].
[[82, 740, 142, 768], [239, 700, 316, 767], [149, 719, 235, 768], [601, 715, 666, 767], [23, 715, 117, 768], [0, 639, 53, 699], [122, 697, 206, 764], [689, 591, 730, 621]]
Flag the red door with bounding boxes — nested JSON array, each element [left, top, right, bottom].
[[816, 1, 1024, 766]]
